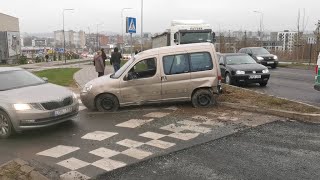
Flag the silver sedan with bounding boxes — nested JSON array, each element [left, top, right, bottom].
[[0, 67, 79, 138]]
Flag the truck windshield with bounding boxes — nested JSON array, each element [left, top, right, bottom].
[[180, 32, 212, 44]]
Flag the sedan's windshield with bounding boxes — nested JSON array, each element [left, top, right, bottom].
[[251, 48, 270, 55], [226, 55, 257, 65], [111, 58, 135, 79], [0, 70, 45, 91]]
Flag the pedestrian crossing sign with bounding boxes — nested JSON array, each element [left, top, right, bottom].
[[126, 17, 136, 34]]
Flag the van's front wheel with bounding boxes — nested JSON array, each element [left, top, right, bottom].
[[95, 94, 119, 112], [191, 89, 216, 108]]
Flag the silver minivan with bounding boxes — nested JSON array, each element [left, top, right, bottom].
[[81, 43, 222, 111]]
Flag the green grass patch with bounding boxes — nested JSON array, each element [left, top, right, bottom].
[[278, 63, 315, 70], [34, 68, 80, 87]]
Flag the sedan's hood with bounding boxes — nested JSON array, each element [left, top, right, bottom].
[[228, 64, 267, 71], [0, 83, 73, 103], [255, 54, 275, 58]]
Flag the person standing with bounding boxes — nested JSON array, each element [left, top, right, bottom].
[[101, 48, 107, 67], [110, 47, 122, 72], [94, 51, 105, 77]]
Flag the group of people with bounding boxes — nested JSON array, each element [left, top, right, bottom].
[[93, 47, 122, 77]]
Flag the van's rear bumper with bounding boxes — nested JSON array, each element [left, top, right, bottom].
[[314, 84, 320, 91]]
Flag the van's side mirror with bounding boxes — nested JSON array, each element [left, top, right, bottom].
[[123, 75, 128, 81], [248, 53, 253, 56], [174, 33, 179, 43], [212, 32, 216, 43]]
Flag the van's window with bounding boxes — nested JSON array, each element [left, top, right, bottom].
[[128, 58, 157, 80], [163, 54, 189, 75], [189, 52, 213, 72]]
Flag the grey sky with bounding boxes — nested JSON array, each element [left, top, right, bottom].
[[1, 0, 319, 34]]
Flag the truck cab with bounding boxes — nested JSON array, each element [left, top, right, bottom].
[[315, 53, 320, 91]]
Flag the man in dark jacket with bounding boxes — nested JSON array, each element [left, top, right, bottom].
[[101, 48, 107, 67], [110, 47, 122, 72]]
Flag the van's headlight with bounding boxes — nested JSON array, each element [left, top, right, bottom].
[[236, 70, 245, 75], [257, 57, 264, 61], [14, 104, 32, 111], [262, 69, 269, 73], [82, 84, 93, 93], [274, 55, 278, 60], [72, 92, 78, 100]]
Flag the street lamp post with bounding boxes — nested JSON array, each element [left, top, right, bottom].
[[253, 10, 264, 46], [121, 8, 132, 52], [96, 23, 103, 51], [63, 8, 74, 64], [141, 0, 143, 51]]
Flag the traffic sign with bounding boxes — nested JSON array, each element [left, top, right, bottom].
[[126, 17, 136, 34]]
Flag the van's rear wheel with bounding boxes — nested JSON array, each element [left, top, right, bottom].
[[95, 94, 119, 112], [0, 110, 13, 139], [192, 89, 216, 108]]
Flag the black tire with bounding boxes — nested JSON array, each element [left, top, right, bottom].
[[0, 110, 13, 139], [225, 73, 233, 85], [95, 94, 119, 112], [259, 82, 268, 87], [191, 89, 216, 108]]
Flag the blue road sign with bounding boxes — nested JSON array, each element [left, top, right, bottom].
[[126, 17, 136, 34]]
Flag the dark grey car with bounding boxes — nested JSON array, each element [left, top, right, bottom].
[[0, 67, 79, 138], [239, 47, 279, 68]]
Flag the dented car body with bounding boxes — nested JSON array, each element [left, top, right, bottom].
[[80, 43, 222, 111]]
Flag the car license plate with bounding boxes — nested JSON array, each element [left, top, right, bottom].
[[267, 61, 274, 64], [54, 107, 72, 116], [249, 75, 261, 79]]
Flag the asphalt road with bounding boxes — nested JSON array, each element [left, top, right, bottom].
[[100, 120, 320, 180], [247, 67, 320, 107]]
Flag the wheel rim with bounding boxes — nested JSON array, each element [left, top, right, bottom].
[[101, 98, 114, 110], [226, 75, 230, 84], [198, 94, 211, 106], [0, 114, 9, 136]]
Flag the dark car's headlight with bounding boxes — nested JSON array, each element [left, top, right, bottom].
[[262, 69, 269, 73], [236, 70, 245, 75]]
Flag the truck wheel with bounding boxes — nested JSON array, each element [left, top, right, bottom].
[[0, 110, 13, 139], [95, 94, 119, 112], [192, 89, 216, 108]]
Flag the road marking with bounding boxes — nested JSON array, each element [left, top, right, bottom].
[[92, 158, 127, 172], [143, 112, 170, 118], [37, 145, 80, 158], [146, 140, 176, 149], [179, 125, 212, 133], [116, 139, 145, 148], [89, 147, 120, 158], [121, 148, 153, 160], [60, 171, 90, 180], [160, 124, 184, 133], [139, 132, 166, 140], [81, 131, 118, 141], [57, 157, 90, 170], [164, 106, 179, 111], [116, 119, 154, 128], [202, 120, 225, 126], [177, 120, 202, 126], [192, 115, 212, 121], [168, 132, 200, 141]]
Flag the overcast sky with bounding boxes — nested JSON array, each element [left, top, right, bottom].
[[1, 0, 319, 34]]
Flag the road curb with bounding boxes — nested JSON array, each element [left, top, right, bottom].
[[220, 102, 320, 123]]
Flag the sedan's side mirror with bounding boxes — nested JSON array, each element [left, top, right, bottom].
[[42, 77, 48, 82], [248, 53, 253, 56]]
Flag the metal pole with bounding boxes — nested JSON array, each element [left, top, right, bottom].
[[141, 0, 143, 51], [309, 43, 312, 65], [121, 8, 132, 53], [63, 10, 66, 64], [130, 33, 133, 56], [97, 24, 99, 51]]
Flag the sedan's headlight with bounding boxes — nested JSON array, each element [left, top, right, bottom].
[[274, 55, 278, 60], [262, 69, 269, 73], [13, 104, 32, 111], [236, 70, 245, 75], [82, 84, 93, 93], [257, 57, 264, 61]]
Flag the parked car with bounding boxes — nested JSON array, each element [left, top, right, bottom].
[[0, 68, 79, 138], [239, 47, 279, 68], [81, 43, 222, 112], [218, 53, 270, 86], [315, 53, 320, 91]]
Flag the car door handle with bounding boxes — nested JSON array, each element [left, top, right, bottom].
[[161, 76, 167, 81]]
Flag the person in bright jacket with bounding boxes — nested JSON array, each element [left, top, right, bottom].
[[94, 51, 105, 77]]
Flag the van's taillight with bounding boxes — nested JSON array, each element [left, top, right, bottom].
[[316, 65, 319, 74], [218, 75, 222, 81]]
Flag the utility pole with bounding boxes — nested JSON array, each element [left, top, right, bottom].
[[62, 9, 74, 64], [317, 20, 320, 57], [140, 0, 144, 51]]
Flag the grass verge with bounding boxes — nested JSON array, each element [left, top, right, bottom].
[[220, 85, 320, 114], [34, 68, 81, 87], [278, 63, 315, 70]]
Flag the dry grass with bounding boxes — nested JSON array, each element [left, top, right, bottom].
[[220, 85, 320, 114]]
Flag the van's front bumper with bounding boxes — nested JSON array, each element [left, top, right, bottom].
[[314, 84, 320, 91]]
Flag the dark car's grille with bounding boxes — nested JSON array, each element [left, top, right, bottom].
[[263, 57, 274, 61], [245, 70, 263, 74], [41, 96, 73, 110]]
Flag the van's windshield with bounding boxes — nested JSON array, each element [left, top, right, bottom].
[[110, 57, 135, 79]]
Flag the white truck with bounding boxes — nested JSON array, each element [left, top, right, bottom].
[[152, 20, 215, 48]]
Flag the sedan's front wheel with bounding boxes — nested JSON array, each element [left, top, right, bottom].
[[95, 94, 119, 112], [225, 73, 233, 85], [0, 110, 13, 139]]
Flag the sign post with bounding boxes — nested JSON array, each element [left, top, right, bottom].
[[126, 17, 136, 56]]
